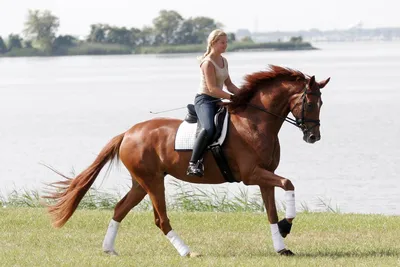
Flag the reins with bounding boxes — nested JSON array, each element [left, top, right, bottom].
[[243, 84, 321, 133], [246, 103, 301, 128]]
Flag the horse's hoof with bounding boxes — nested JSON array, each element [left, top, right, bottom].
[[187, 251, 202, 258], [278, 219, 292, 238], [104, 250, 119, 256], [278, 249, 295, 256]]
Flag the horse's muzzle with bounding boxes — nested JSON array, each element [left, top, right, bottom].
[[303, 133, 320, 144]]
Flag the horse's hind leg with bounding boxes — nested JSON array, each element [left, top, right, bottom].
[[144, 177, 195, 257], [113, 179, 147, 222], [103, 179, 147, 255]]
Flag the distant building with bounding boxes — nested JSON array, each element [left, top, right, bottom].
[[250, 26, 400, 42]]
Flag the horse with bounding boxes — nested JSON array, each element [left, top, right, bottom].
[[44, 65, 330, 257]]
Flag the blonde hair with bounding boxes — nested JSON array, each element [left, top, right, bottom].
[[198, 29, 227, 62]]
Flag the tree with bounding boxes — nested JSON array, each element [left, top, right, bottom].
[[87, 24, 106, 43], [87, 24, 141, 47], [227, 32, 236, 42], [52, 35, 77, 55], [23, 40, 33, 48], [104, 26, 134, 46], [175, 16, 221, 45], [190, 16, 221, 43], [53, 35, 77, 48], [7, 34, 23, 50], [23, 9, 60, 52], [130, 27, 142, 46], [139, 26, 154, 46], [0, 37, 7, 53], [290, 36, 303, 43], [152, 10, 184, 45], [175, 19, 196, 44]]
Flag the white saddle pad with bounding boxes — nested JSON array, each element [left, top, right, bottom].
[[174, 111, 229, 150]]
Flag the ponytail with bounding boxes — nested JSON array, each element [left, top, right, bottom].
[[198, 45, 211, 63]]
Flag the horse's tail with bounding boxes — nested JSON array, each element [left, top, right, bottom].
[[44, 132, 125, 228]]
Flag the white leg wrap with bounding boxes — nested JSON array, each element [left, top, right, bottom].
[[270, 224, 285, 252], [285, 190, 296, 219], [166, 230, 190, 256], [102, 219, 120, 252]]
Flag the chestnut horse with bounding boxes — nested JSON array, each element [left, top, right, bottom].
[[45, 65, 330, 257]]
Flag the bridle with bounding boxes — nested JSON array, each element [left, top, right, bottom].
[[246, 83, 321, 133], [291, 84, 321, 133]]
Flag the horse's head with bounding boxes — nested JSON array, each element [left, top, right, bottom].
[[289, 76, 330, 143], [229, 66, 330, 144]]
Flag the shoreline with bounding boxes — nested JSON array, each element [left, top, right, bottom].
[[0, 41, 316, 58]]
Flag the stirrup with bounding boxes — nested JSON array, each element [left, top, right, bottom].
[[186, 160, 204, 177]]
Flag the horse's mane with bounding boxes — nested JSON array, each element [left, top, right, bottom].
[[229, 65, 307, 110]]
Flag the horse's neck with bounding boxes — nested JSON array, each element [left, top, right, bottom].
[[228, 82, 299, 166], [241, 89, 291, 136], [229, 92, 287, 165]]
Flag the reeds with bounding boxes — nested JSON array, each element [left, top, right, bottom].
[[1, 181, 339, 213]]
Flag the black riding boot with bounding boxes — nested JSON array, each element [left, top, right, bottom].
[[187, 129, 209, 177]]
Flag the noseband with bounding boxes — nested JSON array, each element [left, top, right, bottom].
[[246, 84, 321, 133]]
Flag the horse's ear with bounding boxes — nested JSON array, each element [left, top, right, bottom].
[[318, 77, 331, 89], [309, 76, 316, 87]]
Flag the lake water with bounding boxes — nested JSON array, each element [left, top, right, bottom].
[[1, 41, 399, 215]]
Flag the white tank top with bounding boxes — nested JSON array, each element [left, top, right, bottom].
[[198, 57, 229, 95]]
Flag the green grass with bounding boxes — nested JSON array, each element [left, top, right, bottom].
[[0, 208, 399, 266], [65, 43, 133, 55], [135, 41, 315, 55], [0, 47, 48, 57], [0, 41, 315, 58]]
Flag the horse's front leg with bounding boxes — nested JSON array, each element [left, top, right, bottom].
[[260, 187, 295, 256], [244, 166, 296, 256]]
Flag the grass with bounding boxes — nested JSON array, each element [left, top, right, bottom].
[[1, 184, 399, 266], [0, 41, 315, 58], [0, 208, 399, 266], [135, 41, 315, 55], [65, 43, 133, 55]]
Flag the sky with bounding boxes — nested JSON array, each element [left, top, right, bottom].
[[1, 0, 399, 37]]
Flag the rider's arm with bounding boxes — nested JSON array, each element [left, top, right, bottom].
[[224, 75, 240, 95]]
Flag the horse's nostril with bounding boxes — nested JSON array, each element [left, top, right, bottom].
[[309, 135, 316, 141]]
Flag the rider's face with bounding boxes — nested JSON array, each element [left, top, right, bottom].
[[213, 36, 228, 54]]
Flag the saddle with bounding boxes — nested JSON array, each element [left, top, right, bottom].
[[176, 104, 237, 183], [184, 104, 227, 143]]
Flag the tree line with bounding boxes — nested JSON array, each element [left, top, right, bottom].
[[0, 9, 237, 55]]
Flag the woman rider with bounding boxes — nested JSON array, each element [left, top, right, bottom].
[[187, 29, 240, 177]]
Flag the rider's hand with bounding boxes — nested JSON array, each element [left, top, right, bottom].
[[229, 94, 238, 102]]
